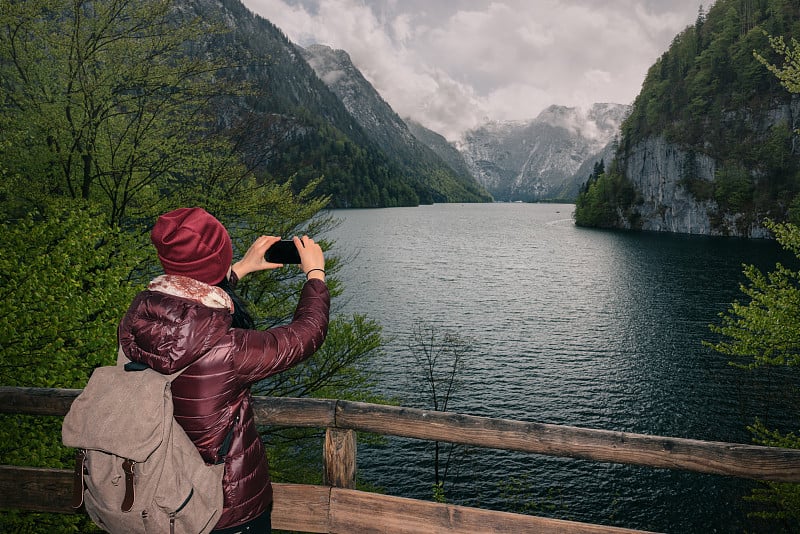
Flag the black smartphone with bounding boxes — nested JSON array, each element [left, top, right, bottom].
[[265, 239, 301, 264]]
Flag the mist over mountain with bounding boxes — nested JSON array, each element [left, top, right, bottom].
[[300, 43, 492, 203], [455, 104, 630, 202], [185, 0, 633, 208]]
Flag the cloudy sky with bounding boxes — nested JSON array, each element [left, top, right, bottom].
[[240, 0, 703, 141]]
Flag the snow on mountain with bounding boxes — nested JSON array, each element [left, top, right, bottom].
[[457, 103, 630, 201]]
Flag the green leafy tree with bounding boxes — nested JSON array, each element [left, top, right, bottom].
[[707, 221, 800, 370], [0, 204, 143, 389], [705, 220, 800, 528], [755, 33, 800, 94], [0, 1, 389, 530], [0, 0, 237, 224], [574, 165, 638, 229], [0, 202, 144, 532]]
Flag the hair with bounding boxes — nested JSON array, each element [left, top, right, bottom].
[[216, 276, 256, 330]]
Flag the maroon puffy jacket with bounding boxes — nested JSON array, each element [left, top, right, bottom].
[[118, 274, 330, 529]]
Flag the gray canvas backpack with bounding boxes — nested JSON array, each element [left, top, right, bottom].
[[62, 350, 225, 533]]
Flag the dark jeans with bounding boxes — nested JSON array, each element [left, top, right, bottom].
[[211, 508, 272, 534]]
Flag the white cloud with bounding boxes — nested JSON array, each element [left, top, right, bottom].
[[241, 0, 701, 141], [483, 83, 553, 123], [390, 13, 414, 43]]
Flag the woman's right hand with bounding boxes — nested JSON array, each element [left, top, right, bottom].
[[295, 235, 326, 281], [231, 235, 283, 280]]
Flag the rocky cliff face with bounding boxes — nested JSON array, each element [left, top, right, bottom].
[[619, 96, 800, 238], [456, 104, 629, 202], [620, 135, 722, 235], [301, 44, 416, 150]]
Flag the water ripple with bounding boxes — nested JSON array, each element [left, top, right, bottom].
[[329, 204, 798, 533]]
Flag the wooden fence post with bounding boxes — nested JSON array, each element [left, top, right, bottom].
[[324, 428, 356, 489]]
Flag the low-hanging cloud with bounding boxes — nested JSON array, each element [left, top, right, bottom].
[[242, 0, 701, 141]]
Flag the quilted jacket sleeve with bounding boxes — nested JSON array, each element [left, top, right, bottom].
[[230, 278, 330, 383]]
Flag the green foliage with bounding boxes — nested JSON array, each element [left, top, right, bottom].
[[706, 221, 800, 369], [713, 247, 800, 346], [0, 202, 141, 533], [574, 162, 638, 229], [0, 203, 144, 388], [706, 220, 800, 525], [432, 481, 447, 504], [714, 163, 755, 213], [755, 33, 800, 94], [0, 0, 240, 224], [744, 420, 800, 529]]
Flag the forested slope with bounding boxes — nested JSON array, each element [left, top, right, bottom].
[[575, 0, 800, 236]]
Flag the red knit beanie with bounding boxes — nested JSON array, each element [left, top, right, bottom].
[[150, 207, 233, 285]]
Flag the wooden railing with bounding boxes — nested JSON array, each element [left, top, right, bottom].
[[3, 387, 800, 533]]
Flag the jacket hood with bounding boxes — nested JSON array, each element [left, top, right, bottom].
[[118, 276, 234, 374]]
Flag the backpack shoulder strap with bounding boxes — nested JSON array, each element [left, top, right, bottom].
[[116, 346, 188, 382], [115, 346, 233, 463], [62, 362, 176, 461]]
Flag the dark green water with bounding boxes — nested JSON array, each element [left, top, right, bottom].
[[327, 203, 799, 533]]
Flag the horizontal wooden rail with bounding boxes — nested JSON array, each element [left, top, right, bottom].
[[3, 387, 800, 482], [3, 387, 800, 533], [0, 466, 654, 533], [330, 400, 800, 483]]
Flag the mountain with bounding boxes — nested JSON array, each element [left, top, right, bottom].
[[299, 44, 492, 204], [185, 0, 489, 208], [574, 0, 800, 237], [404, 119, 478, 184], [456, 103, 629, 202]]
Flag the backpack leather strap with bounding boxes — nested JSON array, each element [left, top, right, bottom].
[[71, 449, 86, 509], [121, 459, 136, 512]]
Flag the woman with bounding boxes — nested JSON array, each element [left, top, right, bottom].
[[118, 207, 330, 533]]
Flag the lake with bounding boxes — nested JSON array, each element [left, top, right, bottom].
[[325, 202, 799, 533]]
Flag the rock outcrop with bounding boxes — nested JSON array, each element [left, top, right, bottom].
[[619, 95, 800, 237]]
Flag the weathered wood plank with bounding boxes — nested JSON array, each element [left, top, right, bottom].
[[272, 483, 331, 533], [334, 400, 800, 482], [0, 465, 74, 513], [324, 428, 356, 489], [328, 488, 659, 534], [6, 467, 658, 534], [0, 386, 80, 416], [251, 396, 336, 427]]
